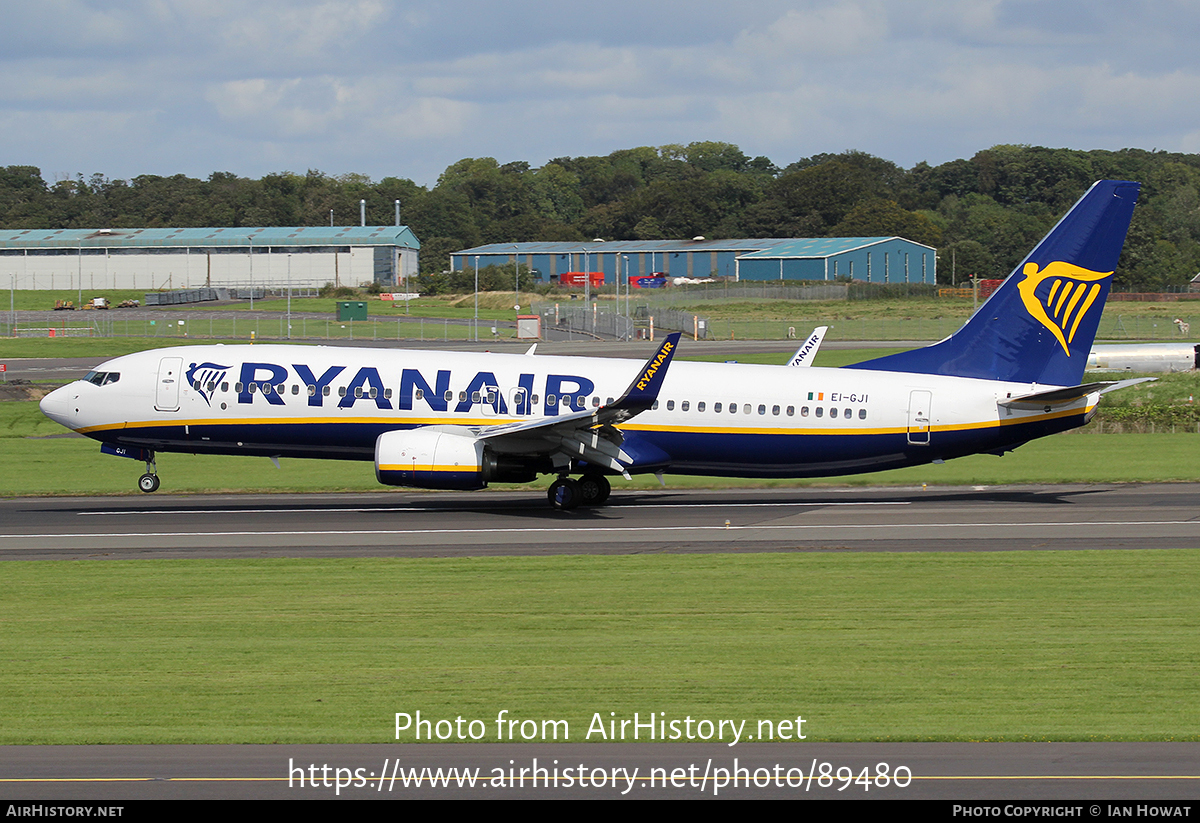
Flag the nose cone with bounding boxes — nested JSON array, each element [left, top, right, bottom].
[[39, 384, 77, 429]]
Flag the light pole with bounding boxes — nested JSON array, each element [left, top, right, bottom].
[[512, 244, 520, 311], [622, 254, 630, 327], [473, 255, 479, 342], [247, 236, 254, 310]]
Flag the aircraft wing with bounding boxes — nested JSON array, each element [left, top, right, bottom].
[[476, 333, 682, 476]]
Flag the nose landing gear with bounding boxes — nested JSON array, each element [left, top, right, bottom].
[[138, 452, 160, 493]]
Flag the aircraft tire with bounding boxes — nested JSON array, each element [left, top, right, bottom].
[[547, 477, 582, 511], [138, 473, 160, 493], [579, 473, 611, 506]]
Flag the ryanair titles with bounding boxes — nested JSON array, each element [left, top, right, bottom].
[[216, 360, 598, 416]]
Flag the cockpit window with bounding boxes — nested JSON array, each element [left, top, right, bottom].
[[84, 371, 120, 386]]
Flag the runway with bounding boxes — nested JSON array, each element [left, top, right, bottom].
[[2, 483, 1199, 560]]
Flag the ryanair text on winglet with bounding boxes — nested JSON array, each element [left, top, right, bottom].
[[635, 340, 674, 391]]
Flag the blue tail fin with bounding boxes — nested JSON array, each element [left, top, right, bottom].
[[846, 180, 1141, 385]]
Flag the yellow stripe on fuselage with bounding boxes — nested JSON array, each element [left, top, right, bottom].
[[79, 403, 1094, 439]]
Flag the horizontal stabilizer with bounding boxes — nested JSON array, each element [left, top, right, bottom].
[[999, 377, 1155, 408]]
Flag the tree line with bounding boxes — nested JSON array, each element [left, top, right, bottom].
[[2, 142, 1198, 290]]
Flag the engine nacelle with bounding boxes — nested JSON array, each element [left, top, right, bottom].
[[375, 427, 488, 490]]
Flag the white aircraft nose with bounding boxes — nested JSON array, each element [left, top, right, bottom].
[[39, 384, 77, 429]]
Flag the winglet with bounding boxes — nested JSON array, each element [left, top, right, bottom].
[[611, 332, 681, 413], [788, 326, 827, 367]]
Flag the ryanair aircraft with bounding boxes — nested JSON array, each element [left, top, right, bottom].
[[40, 180, 1144, 509]]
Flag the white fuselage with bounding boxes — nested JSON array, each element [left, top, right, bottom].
[[40, 343, 1095, 480]]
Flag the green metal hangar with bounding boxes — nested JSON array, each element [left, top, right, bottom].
[[450, 237, 935, 284], [0, 226, 420, 290]]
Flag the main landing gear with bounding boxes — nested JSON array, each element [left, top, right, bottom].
[[138, 452, 160, 493], [547, 472, 611, 511]]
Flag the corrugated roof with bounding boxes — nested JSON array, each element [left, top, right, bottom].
[[0, 226, 419, 250], [456, 237, 933, 258], [737, 237, 934, 258], [455, 239, 798, 255]]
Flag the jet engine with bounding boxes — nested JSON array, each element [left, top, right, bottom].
[[374, 427, 539, 490]]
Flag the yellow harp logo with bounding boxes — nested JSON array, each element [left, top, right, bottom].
[[1017, 261, 1112, 356]]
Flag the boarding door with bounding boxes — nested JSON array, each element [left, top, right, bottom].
[[155, 357, 183, 412], [907, 390, 931, 445]]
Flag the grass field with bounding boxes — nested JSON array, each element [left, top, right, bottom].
[[2, 550, 1197, 743]]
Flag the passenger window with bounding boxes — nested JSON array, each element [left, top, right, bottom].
[[221, 382, 229, 392], [531, 394, 539, 405], [323, 386, 331, 396], [666, 400, 675, 411], [338, 387, 347, 397], [384, 388, 392, 400], [786, 406, 794, 416], [681, 401, 689, 412], [697, 401, 705, 412], [606, 397, 614, 405], [714, 402, 721, 412], [829, 407, 837, 418], [576, 395, 585, 409], [815, 407, 823, 417], [758, 404, 766, 415], [206, 382, 216, 393], [859, 408, 867, 419], [844, 408, 851, 419], [444, 390, 453, 402], [291, 384, 299, 395], [369, 387, 378, 399], [248, 383, 257, 394], [730, 403, 737, 414], [547, 394, 557, 406], [772, 405, 780, 416], [192, 381, 201, 391], [235, 382, 244, 393], [459, 391, 467, 402], [652, 400, 659, 410], [800, 406, 808, 416], [307, 385, 316, 396], [743, 404, 751, 414], [486, 390, 496, 404], [354, 387, 363, 399], [415, 388, 424, 400], [592, 396, 600, 407]]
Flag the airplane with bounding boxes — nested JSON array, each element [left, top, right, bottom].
[[40, 180, 1144, 510]]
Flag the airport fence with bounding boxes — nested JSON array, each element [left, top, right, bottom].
[[1, 313, 511, 343], [3, 312, 1197, 344], [537, 304, 634, 340]]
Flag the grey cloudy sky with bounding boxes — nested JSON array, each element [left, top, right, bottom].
[[3, 0, 1198, 186]]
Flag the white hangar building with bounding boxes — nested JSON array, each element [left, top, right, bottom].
[[0, 226, 420, 291]]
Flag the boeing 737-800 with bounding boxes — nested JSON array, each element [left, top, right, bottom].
[[39, 180, 1144, 509]]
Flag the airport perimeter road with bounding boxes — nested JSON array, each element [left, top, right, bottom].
[[1, 484, 1199, 561]]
